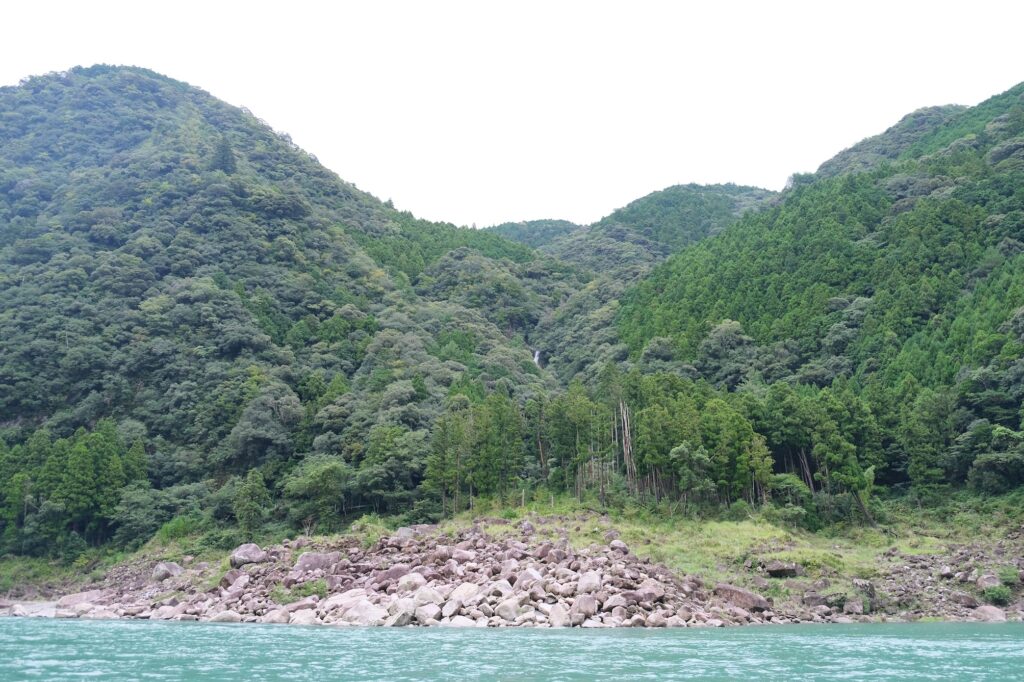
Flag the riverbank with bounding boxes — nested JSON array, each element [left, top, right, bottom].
[[2, 507, 1022, 627]]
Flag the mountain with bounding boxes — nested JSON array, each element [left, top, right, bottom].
[[0, 65, 574, 550], [3, 66, 1024, 562], [528, 184, 775, 383], [485, 219, 580, 248], [618, 80, 1024, 488]]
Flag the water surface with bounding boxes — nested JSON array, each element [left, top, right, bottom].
[[0, 618, 1021, 680]]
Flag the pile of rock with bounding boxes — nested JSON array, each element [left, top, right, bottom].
[[6, 518, 1020, 627]]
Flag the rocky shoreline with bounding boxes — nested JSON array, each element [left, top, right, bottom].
[[2, 516, 1022, 627]]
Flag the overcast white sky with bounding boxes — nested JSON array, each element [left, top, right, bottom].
[[3, 1, 1023, 227]]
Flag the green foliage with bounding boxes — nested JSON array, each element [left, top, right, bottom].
[[156, 513, 205, 544], [2, 65, 1024, 559], [983, 585, 1012, 606], [233, 470, 271, 535], [270, 578, 327, 605]]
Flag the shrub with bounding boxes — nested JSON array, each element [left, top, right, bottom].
[[156, 514, 204, 544], [983, 585, 1012, 606]]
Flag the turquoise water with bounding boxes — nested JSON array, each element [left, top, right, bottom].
[[0, 618, 1022, 680]]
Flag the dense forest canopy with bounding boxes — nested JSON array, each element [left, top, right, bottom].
[[2, 66, 1024, 560]]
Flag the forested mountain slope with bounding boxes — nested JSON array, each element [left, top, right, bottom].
[[3, 66, 1023, 562], [0, 66, 567, 552], [530, 184, 775, 383], [619, 81, 1024, 489]]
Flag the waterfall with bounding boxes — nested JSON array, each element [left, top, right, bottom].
[[533, 349, 541, 368]]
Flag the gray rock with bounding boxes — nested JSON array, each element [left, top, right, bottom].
[[765, 560, 802, 578], [210, 610, 242, 623], [577, 571, 602, 594], [976, 574, 1001, 590], [609, 539, 629, 554], [496, 597, 522, 621], [261, 609, 291, 624], [447, 615, 476, 627], [290, 608, 319, 625], [383, 610, 412, 627], [452, 549, 477, 563], [603, 594, 628, 611], [951, 592, 979, 608], [636, 579, 665, 603], [570, 594, 598, 618], [397, 572, 427, 592], [81, 609, 118, 620], [415, 603, 442, 624], [152, 562, 184, 582], [974, 605, 1007, 622], [646, 613, 667, 627], [449, 582, 480, 603], [379, 563, 411, 582], [219, 569, 244, 588], [843, 599, 864, 615], [56, 590, 107, 608], [938, 566, 955, 579], [549, 603, 570, 627], [714, 584, 770, 612], [342, 599, 389, 625], [441, 599, 463, 619], [293, 552, 341, 573], [230, 543, 269, 568], [413, 585, 444, 606]]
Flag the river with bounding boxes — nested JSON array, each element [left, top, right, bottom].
[[0, 618, 1021, 680]]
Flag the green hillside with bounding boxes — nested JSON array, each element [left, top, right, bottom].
[[2, 66, 1024, 563]]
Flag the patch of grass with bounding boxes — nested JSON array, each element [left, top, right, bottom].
[[270, 578, 327, 605], [997, 566, 1020, 585], [349, 513, 392, 549], [983, 585, 1012, 606]]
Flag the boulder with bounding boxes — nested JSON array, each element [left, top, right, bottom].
[[210, 610, 242, 623], [843, 599, 864, 615], [603, 594, 628, 611], [976, 574, 1001, 590], [714, 583, 770, 612], [951, 592, 979, 608], [513, 567, 544, 591], [230, 543, 269, 568], [262, 609, 291, 624], [81, 609, 118, 620], [570, 594, 598, 618], [11, 604, 29, 617], [290, 609, 319, 625], [219, 569, 244, 589], [152, 562, 184, 582], [441, 599, 463, 619], [293, 552, 341, 573], [447, 615, 476, 627], [56, 590, 107, 608], [549, 603, 570, 628], [413, 585, 444, 606], [379, 563, 411, 582], [636, 579, 666, 603], [415, 603, 442, 624], [397, 572, 427, 593], [609, 540, 629, 554], [577, 571, 602, 595], [646, 613, 667, 627], [383, 610, 413, 627], [452, 549, 477, 563], [496, 597, 522, 621], [973, 605, 1007, 622], [764, 560, 802, 578], [938, 566, 955, 579], [342, 599, 388, 626], [449, 582, 480, 603], [388, 597, 417, 617]]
